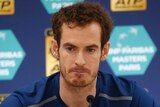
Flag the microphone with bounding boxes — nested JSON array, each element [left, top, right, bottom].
[[86, 95, 94, 107]]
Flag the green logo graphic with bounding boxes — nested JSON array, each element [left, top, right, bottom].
[[107, 25, 157, 76], [41, 0, 84, 14], [0, 30, 26, 80]]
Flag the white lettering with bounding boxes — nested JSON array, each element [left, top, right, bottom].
[[0, 32, 6, 40], [112, 55, 147, 63], [0, 60, 16, 67], [52, 2, 73, 9], [119, 64, 141, 71], [0, 69, 9, 76], [0, 51, 23, 59], [121, 46, 154, 54], [109, 46, 155, 55], [109, 48, 121, 54]]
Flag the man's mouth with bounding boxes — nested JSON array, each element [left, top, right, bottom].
[[69, 67, 90, 74]]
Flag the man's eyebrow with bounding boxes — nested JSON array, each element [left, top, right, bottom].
[[86, 44, 99, 49], [87, 44, 99, 48], [63, 42, 77, 48], [63, 43, 99, 49]]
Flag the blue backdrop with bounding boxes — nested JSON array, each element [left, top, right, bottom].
[[0, 0, 159, 104]]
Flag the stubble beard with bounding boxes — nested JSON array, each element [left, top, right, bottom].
[[60, 66, 98, 88]]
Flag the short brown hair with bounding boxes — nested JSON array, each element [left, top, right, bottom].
[[52, 2, 113, 48]]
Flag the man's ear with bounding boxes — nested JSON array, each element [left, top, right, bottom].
[[51, 39, 59, 59], [100, 41, 110, 61]]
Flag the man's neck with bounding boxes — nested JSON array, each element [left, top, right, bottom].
[[60, 75, 97, 107]]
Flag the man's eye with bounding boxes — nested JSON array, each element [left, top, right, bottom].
[[66, 47, 75, 52], [87, 48, 96, 53]]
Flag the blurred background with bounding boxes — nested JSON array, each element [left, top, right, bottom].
[[0, 0, 159, 104]]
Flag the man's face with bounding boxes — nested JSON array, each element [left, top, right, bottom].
[[53, 22, 109, 87]]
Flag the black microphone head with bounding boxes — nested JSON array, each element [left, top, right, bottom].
[[86, 95, 95, 103]]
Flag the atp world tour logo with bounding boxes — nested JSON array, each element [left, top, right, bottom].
[[111, 0, 147, 12], [107, 25, 157, 76], [0, 0, 15, 15]]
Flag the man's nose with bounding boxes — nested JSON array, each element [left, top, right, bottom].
[[75, 52, 86, 66]]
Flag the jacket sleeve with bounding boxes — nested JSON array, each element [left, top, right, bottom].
[[0, 94, 24, 107], [0, 77, 48, 107], [131, 83, 160, 107]]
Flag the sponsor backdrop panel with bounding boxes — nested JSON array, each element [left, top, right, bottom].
[[0, 0, 160, 104]]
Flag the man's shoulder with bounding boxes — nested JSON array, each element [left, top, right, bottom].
[[9, 72, 60, 106], [0, 72, 61, 107], [98, 71, 135, 96], [98, 71, 134, 85], [20, 72, 60, 92], [96, 71, 160, 107]]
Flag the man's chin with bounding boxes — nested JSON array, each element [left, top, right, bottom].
[[68, 77, 95, 87], [64, 77, 86, 87], [62, 73, 97, 87], [70, 81, 88, 87]]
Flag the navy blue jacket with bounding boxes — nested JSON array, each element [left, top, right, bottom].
[[0, 71, 159, 107]]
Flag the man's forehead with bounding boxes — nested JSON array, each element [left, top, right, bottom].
[[62, 23, 85, 31], [61, 22, 101, 30], [60, 22, 101, 47]]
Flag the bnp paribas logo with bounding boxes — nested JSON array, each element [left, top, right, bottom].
[[0, 30, 26, 80], [0, 0, 15, 15], [111, 0, 147, 12], [107, 25, 157, 76], [41, 0, 84, 14]]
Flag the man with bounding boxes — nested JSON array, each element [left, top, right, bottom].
[[0, 2, 159, 107]]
